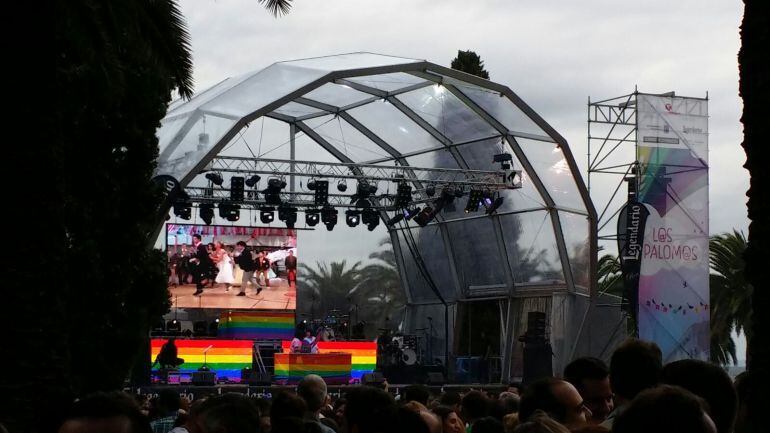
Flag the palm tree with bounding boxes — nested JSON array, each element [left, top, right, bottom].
[[450, 50, 490, 79], [299, 260, 362, 317], [709, 230, 752, 365], [355, 238, 407, 333], [257, 0, 293, 16], [597, 253, 623, 297]]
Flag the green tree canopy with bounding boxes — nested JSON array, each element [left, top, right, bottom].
[[451, 50, 491, 79]]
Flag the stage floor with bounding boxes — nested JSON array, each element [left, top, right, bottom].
[[169, 283, 296, 310]]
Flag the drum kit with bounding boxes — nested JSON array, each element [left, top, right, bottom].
[[378, 329, 424, 367], [309, 309, 350, 341]]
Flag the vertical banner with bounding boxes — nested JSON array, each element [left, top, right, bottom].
[[617, 200, 650, 324], [636, 94, 709, 361]]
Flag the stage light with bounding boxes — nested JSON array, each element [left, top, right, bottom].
[[337, 180, 348, 192], [230, 176, 244, 202], [465, 189, 484, 213], [259, 206, 275, 224], [263, 177, 287, 205], [278, 205, 298, 229], [173, 200, 192, 220], [209, 319, 219, 336], [425, 185, 436, 197], [395, 182, 412, 208], [313, 180, 329, 205], [413, 206, 436, 227], [200, 203, 215, 225], [218, 202, 240, 222], [387, 213, 404, 226], [346, 210, 360, 227], [403, 207, 421, 221], [205, 172, 224, 186], [485, 197, 504, 215], [245, 175, 261, 187], [321, 206, 338, 231], [362, 208, 380, 231], [305, 209, 321, 227], [193, 320, 208, 336]]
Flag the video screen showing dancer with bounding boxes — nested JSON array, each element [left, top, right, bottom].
[[166, 224, 297, 310]]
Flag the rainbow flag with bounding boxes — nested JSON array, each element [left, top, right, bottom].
[[281, 341, 377, 380], [218, 311, 295, 340], [151, 339, 252, 382], [274, 353, 352, 385]]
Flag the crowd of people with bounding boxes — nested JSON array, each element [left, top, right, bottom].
[[53, 338, 748, 433], [167, 234, 297, 297]]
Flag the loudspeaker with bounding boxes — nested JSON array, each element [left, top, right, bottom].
[[191, 371, 217, 386], [522, 342, 553, 386], [241, 369, 273, 385]]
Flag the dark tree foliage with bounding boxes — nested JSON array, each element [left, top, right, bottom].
[[451, 50, 491, 79], [739, 1, 769, 432], [4, 1, 193, 431]]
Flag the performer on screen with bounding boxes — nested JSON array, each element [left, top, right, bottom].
[[153, 338, 184, 369], [235, 241, 261, 296], [256, 251, 271, 288], [190, 234, 212, 296], [212, 241, 234, 292], [284, 250, 297, 289]]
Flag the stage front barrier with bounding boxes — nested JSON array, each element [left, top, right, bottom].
[[218, 310, 295, 340], [151, 338, 252, 383], [280, 341, 377, 380], [274, 353, 352, 385]]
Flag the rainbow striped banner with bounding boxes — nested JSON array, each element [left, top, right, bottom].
[[218, 311, 295, 340], [151, 339, 252, 382], [274, 353, 352, 385], [281, 341, 377, 380]]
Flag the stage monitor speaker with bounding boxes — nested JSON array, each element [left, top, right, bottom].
[[241, 369, 272, 385], [191, 371, 217, 386], [522, 342, 553, 386], [362, 372, 386, 386]]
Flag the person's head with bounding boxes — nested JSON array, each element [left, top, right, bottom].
[[613, 385, 716, 433], [471, 417, 503, 433], [297, 374, 328, 414], [518, 378, 590, 430], [332, 398, 346, 424], [661, 359, 737, 433], [252, 398, 271, 433], [187, 393, 260, 433], [270, 391, 307, 423], [305, 330, 312, 338], [236, 241, 246, 250], [215, 241, 223, 250], [490, 393, 519, 420], [609, 338, 662, 403], [512, 411, 569, 433], [193, 234, 202, 243], [563, 357, 613, 423], [155, 389, 181, 416], [343, 386, 398, 433], [59, 391, 152, 433], [433, 406, 464, 433], [461, 391, 490, 423], [288, 250, 294, 256], [438, 392, 462, 414], [403, 385, 431, 406], [207, 243, 214, 252], [507, 382, 522, 396]]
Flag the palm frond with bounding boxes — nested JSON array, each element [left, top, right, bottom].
[[257, 0, 292, 17]]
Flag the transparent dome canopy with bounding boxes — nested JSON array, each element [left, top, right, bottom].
[[156, 53, 596, 377]]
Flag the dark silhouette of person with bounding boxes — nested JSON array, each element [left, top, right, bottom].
[[154, 338, 184, 369]]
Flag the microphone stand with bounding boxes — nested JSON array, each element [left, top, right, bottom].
[[199, 345, 213, 371]]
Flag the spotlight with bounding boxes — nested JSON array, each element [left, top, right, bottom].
[[362, 208, 380, 231], [218, 202, 240, 222], [230, 176, 244, 202], [305, 209, 321, 227], [209, 319, 219, 336], [313, 180, 329, 205], [278, 205, 298, 229], [205, 172, 224, 186], [465, 189, 484, 213], [425, 185, 436, 197], [200, 203, 214, 225], [403, 207, 421, 221], [259, 206, 275, 224], [395, 182, 412, 208], [263, 177, 287, 205], [485, 196, 504, 215], [387, 213, 405, 226], [173, 199, 192, 220], [337, 180, 348, 192], [245, 175, 261, 187], [413, 206, 436, 227], [345, 210, 360, 227], [321, 206, 338, 231]]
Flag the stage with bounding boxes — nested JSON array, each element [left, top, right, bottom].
[[169, 283, 296, 310]]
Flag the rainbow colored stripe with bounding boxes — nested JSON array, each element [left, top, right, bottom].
[[217, 311, 295, 340], [151, 339, 252, 382], [274, 353, 352, 385], [281, 341, 377, 380]]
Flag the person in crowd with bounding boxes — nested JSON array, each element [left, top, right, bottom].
[[343, 386, 399, 433], [433, 406, 465, 433], [462, 391, 490, 431], [518, 378, 591, 430], [150, 390, 182, 433], [501, 413, 518, 433], [290, 329, 304, 354], [506, 382, 522, 396], [395, 405, 433, 433], [438, 391, 462, 415], [602, 338, 662, 428], [211, 241, 234, 291], [403, 401, 441, 433], [490, 393, 519, 420], [270, 391, 309, 432], [285, 249, 298, 289], [612, 385, 716, 433], [297, 374, 336, 433], [661, 358, 737, 433], [256, 251, 271, 288], [188, 393, 260, 433], [234, 241, 259, 296], [733, 371, 750, 433], [302, 329, 319, 354], [331, 398, 346, 427], [403, 385, 431, 406], [512, 410, 569, 433], [563, 357, 613, 424], [177, 245, 190, 285], [253, 398, 272, 433], [471, 417, 503, 433], [190, 234, 212, 296], [58, 391, 152, 433]]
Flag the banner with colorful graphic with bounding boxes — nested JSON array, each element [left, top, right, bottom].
[[151, 338, 253, 382], [636, 94, 709, 362], [617, 200, 651, 322], [274, 353, 352, 385], [280, 340, 377, 380], [218, 310, 296, 340]]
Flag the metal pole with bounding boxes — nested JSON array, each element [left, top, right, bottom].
[[289, 123, 296, 192]]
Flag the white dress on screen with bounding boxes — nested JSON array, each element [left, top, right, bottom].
[[215, 253, 235, 284]]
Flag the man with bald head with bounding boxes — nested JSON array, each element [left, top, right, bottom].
[[518, 377, 592, 430], [297, 374, 335, 433]]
